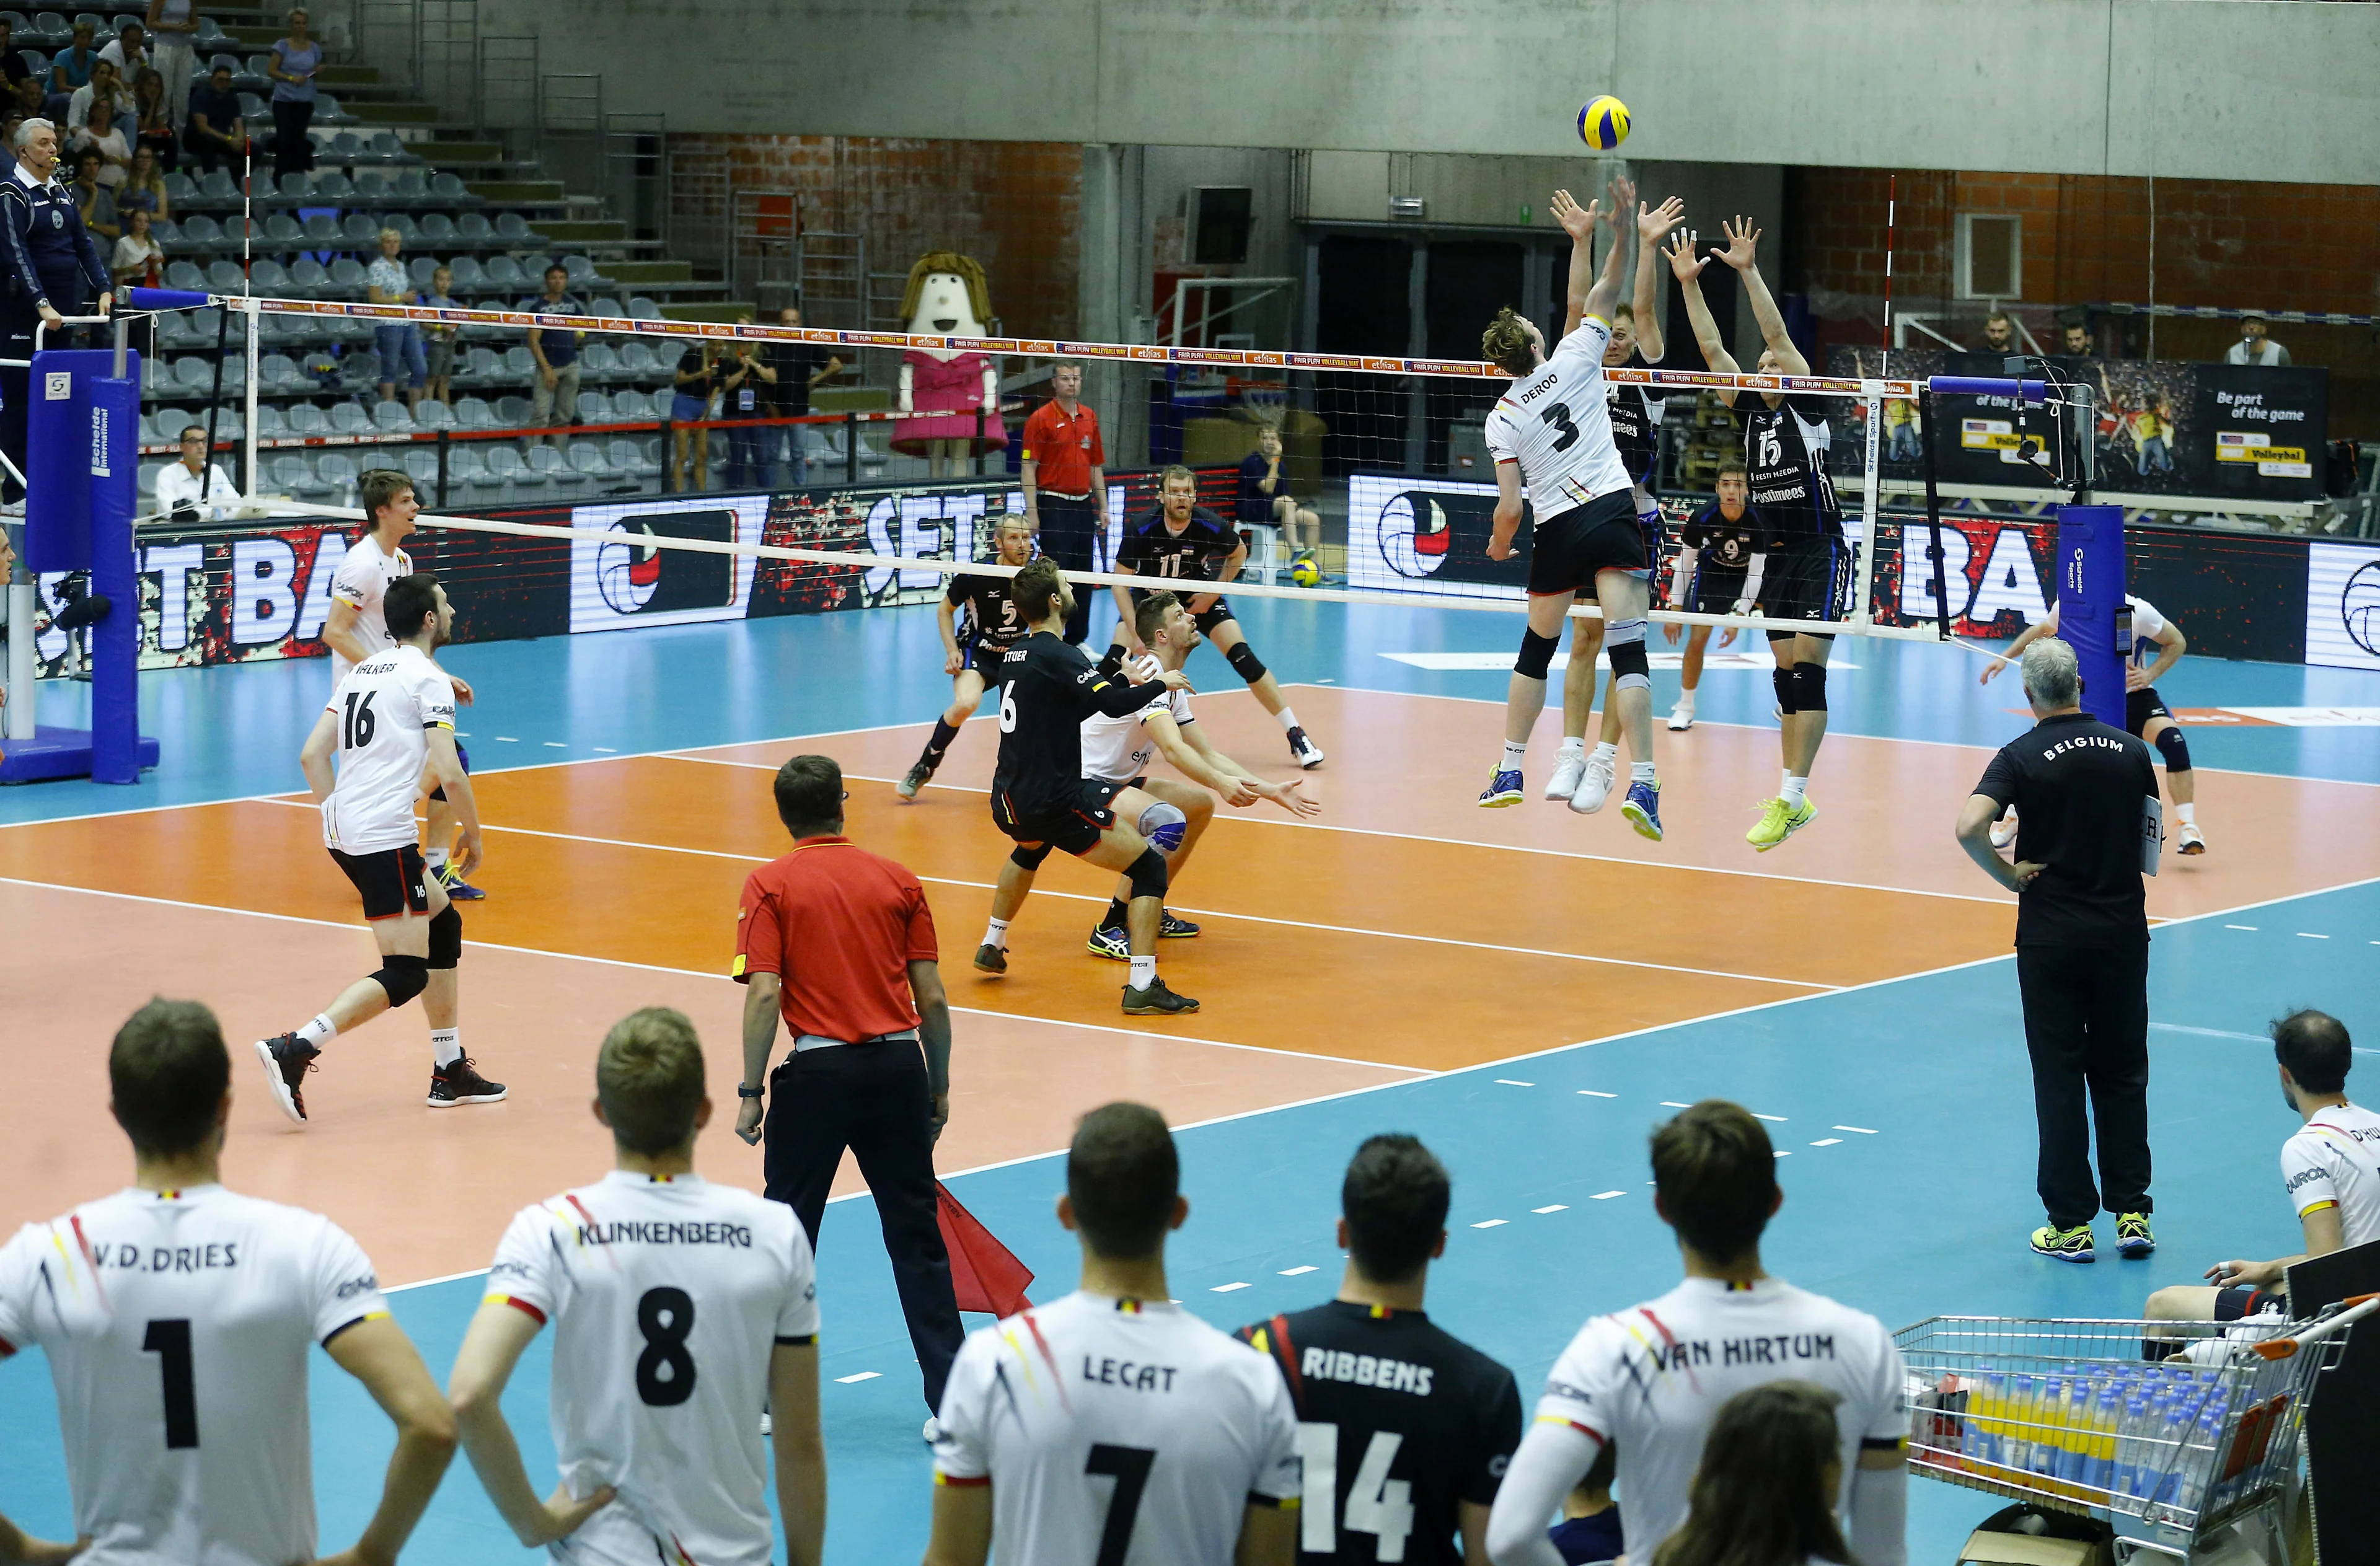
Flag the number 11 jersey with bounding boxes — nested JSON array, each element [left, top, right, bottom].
[[1484, 315, 1635, 518]]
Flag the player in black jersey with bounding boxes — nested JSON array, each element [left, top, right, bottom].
[[1109, 465, 1326, 770], [1670, 217, 1846, 851], [898, 511, 1038, 800], [1552, 182, 1686, 814], [1661, 459, 1768, 731], [1236, 1135, 1522, 1565], [977, 559, 1202, 1015]]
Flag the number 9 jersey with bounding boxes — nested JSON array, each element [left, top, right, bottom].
[[1483, 315, 1636, 519]]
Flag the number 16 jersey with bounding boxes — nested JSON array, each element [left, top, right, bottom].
[[1484, 315, 1634, 519]]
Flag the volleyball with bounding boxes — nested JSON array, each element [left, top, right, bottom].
[[1290, 555, 1321, 588], [1578, 95, 1630, 151]]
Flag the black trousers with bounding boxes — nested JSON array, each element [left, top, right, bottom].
[[762, 1040, 963, 1412], [2, 275, 90, 504], [1036, 492, 1103, 644], [271, 99, 314, 180], [2017, 941, 2153, 1229]]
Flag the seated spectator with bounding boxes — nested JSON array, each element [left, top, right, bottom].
[[50, 22, 102, 99], [1980, 310, 2015, 354], [671, 343, 718, 492], [2058, 310, 2093, 357], [70, 87, 132, 188], [2225, 312, 2291, 367], [68, 148, 118, 242], [131, 68, 175, 172], [1649, 1383, 1858, 1566], [0, 18, 30, 99], [1, 113, 22, 153], [1547, 1444, 1622, 1565], [365, 226, 425, 412], [155, 424, 245, 520], [421, 265, 459, 406], [2145, 1010, 2372, 1329], [112, 205, 165, 289], [95, 22, 152, 90], [66, 58, 123, 134], [116, 143, 170, 223], [183, 62, 244, 174], [14, 76, 46, 129], [1236, 421, 1319, 565], [521, 262, 584, 451]]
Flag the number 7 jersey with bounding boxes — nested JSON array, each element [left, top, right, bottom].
[[1483, 315, 1635, 518], [933, 1290, 1302, 1566]]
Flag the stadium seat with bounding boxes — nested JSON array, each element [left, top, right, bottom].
[[289, 257, 330, 295], [611, 390, 652, 420], [328, 131, 364, 162], [144, 407, 187, 443], [272, 452, 330, 498], [418, 213, 457, 247], [353, 170, 390, 204], [162, 170, 198, 205], [327, 402, 372, 435], [566, 442, 612, 482], [179, 214, 223, 251], [619, 340, 659, 376], [263, 213, 304, 247], [205, 259, 244, 292], [493, 212, 537, 243], [392, 168, 431, 206], [485, 444, 542, 495], [284, 403, 329, 434], [452, 395, 496, 429], [627, 297, 660, 320], [163, 259, 206, 292], [273, 172, 311, 204], [258, 353, 306, 391], [455, 212, 494, 244], [527, 444, 585, 492], [447, 444, 498, 503], [400, 446, 442, 495], [498, 345, 534, 382], [481, 255, 524, 293], [340, 213, 379, 249], [383, 214, 423, 250], [168, 357, 214, 394], [494, 394, 530, 426], [413, 400, 454, 431], [575, 390, 611, 422], [254, 403, 289, 439], [315, 92, 354, 126], [407, 255, 439, 291], [370, 401, 413, 433], [311, 169, 355, 202], [233, 89, 263, 121], [314, 451, 360, 500], [325, 258, 366, 297], [301, 213, 340, 248], [578, 342, 620, 381], [231, 58, 266, 94], [607, 437, 660, 480], [430, 171, 481, 207], [335, 352, 379, 393], [251, 258, 293, 294], [562, 254, 601, 286], [369, 132, 417, 165]]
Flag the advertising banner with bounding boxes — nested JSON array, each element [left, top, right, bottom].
[[2304, 542, 2380, 671]]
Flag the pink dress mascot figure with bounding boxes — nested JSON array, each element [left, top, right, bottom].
[[893, 250, 1002, 478]]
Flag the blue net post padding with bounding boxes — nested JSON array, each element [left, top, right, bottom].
[[2055, 504, 2127, 732], [124, 287, 213, 312]]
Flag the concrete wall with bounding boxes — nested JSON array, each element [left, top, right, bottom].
[[476, 0, 2379, 184]]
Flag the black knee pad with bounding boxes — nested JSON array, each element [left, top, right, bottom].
[[1605, 621, 1651, 692], [1125, 847, 1168, 902], [1009, 842, 1054, 872], [1773, 665, 1799, 716], [1515, 628, 1560, 680], [1792, 662, 1828, 713], [427, 905, 462, 969], [2154, 725, 2191, 773], [1225, 641, 1267, 684], [373, 953, 430, 1008]]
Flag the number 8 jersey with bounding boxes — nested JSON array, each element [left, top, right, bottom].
[[933, 1291, 1302, 1566], [1483, 315, 1635, 519]]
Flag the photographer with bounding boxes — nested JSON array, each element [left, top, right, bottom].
[[154, 423, 242, 521], [719, 317, 775, 491]]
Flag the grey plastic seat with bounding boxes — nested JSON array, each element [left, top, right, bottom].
[[325, 257, 366, 296], [273, 452, 330, 498], [284, 403, 330, 434], [442, 253, 482, 291], [456, 212, 493, 244], [412, 400, 454, 431], [607, 436, 660, 478], [314, 451, 360, 499], [289, 257, 330, 294], [493, 394, 531, 426], [371, 401, 413, 432], [493, 211, 534, 242], [253, 403, 290, 439], [263, 213, 304, 247], [575, 390, 610, 421], [164, 258, 206, 291], [340, 213, 380, 249], [566, 442, 611, 480], [205, 259, 245, 291], [485, 444, 542, 493], [352, 170, 390, 203], [301, 213, 340, 247], [451, 395, 495, 429], [618, 339, 658, 376], [480, 255, 523, 291], [527, 444, 584, 491], [327, 402, 372, 434], [250, 258, 293, 294], [311, 169, 353, 201], [179, 214, 223, 250], [258, 353, 306, 390], [501, 345, 535, 381], [418, 213, 456, 246], [578, 341, 620, 380], [626, 296, 659, 320]]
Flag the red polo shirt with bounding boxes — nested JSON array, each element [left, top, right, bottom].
[[733, 837, 938, 1042], [1022, 398, 1104, 497]]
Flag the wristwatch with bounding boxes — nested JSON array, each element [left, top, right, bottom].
[[737, 1084, 764, 1099]]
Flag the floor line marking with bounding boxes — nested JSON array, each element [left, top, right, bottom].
[[1589, 1190, 1626, 1200], [1833, 1125, 1879, 1135], [2226, 925, 2259, 931], [1576, 1089, 1618, 1098], [1811, 1138, 1844, 1146], [1659, 1101, 1693, 1108], [1496, 1080, 1537, 1087], [834, 1371, 882, 1384], [2297, 932, 2329, 939], [1472, 1220, 1508, 1229], [1210, 1282, 1251, 1293], [1279, 1266, 1318, 1277], [1752, 1113, 1787, 1122], [1533, 1205, 1569, 1214]]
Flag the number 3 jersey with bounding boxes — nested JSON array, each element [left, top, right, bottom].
[[484, 1172, 821, 1566], [1236, 1301, 1522, 1566], [0, 1184, 389, 1566], [1483, 315, 1635, 519], [932, 1291, 1302, 1566]]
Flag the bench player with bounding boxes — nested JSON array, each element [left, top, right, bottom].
[[1082, 590, 1320, 961], [1109, 464, 1326, 770], [976, 559, 1202, 1016], [447, 1006, 827, 1566], [1662, 458, 1768, 730], [925, 1102, 1302, 1566], [1979, 593, 2206, 855], [1478, 187, 1664, 840], [1669, 219, 1848, 851], [899, 509, 1039, 800], [256, 571, 508, 1119], [0, 998, 459, 1565]]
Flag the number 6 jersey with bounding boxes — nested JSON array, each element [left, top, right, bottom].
[[484, 1171, 821, 1566], [932, 1291, 1302, 1566], [1483, 315, 1634, 519]]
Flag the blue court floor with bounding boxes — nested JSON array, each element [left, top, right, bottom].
[[4, 594, 2377, 1563]]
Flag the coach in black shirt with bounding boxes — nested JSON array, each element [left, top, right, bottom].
[[1957, 635, 2162, 1265]]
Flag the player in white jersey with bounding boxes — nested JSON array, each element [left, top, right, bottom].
[[322, 470, 487, 900], [1980, 593, 2207, 855], [255, 571, 506, 1122], [1478, 187, 1664, 841], [1080, 590, 1320, 960], [0, 998, 457, 1566], [2146, 1010, 2377, 1329], [1485, 1102, 1908, 1566], [926, 1102, 1302, 1566], [447, 1007, 826, 1566]]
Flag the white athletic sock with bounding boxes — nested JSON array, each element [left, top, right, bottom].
[[1592, 741, 1618, 765], [2176, 803, 2196, 825], [1631, 762, 1657, 784], [1782, 775, 1809, 807], [431, 1027, 462, 1069], [1779, 768, 1794, 798], [1275, 706, 1300, 733], [297, 1013, 337, 1048], [423, 846, 449, 871], [1129, 954, 1157, 990], [1558, 736, 1585, 757], [1501, 740, 1528, 772], [982, 916, 1010, 951], [1675, 689, 1696, 710]]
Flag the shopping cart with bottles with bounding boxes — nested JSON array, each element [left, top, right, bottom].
[[1895, 1296, 2376, 1563]]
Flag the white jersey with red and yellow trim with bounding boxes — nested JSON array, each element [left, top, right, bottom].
[[1081, 654, 1196, 785], [321, 643, 456, 853], [932, 1289, 1302, 1566], [484, 1171, 820, 1566], [326, 532, 412, 687], [0, 1184, 388, 1566], [1483, 315, 1635, 518], [2280, 1101, 2380, 1250]]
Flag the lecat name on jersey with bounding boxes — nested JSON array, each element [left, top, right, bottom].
[[1300, 1347, 1436, 1397], [1082, 1354, 1181, 1393]]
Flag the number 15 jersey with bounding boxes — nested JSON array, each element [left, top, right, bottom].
[[1484, 315, 1634, 519], [933, 1291, 1303, 1566]]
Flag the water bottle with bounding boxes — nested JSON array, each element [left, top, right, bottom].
[[2117, 1391, 2149, 1500], [2089, 1379, 2123, 1498]]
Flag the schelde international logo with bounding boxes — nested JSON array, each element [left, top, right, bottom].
[[1374, 490, 1452, 578], [594, 519, 665, 614], [2345, 560, 2380, 658]]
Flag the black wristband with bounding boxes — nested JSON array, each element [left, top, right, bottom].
[[737, 1084, 764, 1099]]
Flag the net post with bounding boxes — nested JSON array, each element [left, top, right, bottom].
[[845, 410, 859, 485], [201, 300, 230, 503], [242, 296, 260, 495], [1920, 387, 1950, 641], [1852, 386, 1882, 630], [434, 429, 450, 508]]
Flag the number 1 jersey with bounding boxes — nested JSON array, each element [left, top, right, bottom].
[[933, 1291, 1302, 1566]]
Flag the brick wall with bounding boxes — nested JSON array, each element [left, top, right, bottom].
[[666, 136, 1083, 338]]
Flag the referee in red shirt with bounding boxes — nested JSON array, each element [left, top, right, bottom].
[[1020, 360, 1105, 644], [734, 752, 964, 1423]]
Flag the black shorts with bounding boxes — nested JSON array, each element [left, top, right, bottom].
[[2127, 687, 2172, 736], [1690, 565, 1750, 615], [331, 843, 431, 921], [426, 741, 471, 804], [1527, 490, 1644, 597], [958, 636, 1018, 676], [1633, 506, 1665, 581], [1761, 534, 1851, 635], [2215, 1285, 2282, 1322], [991, 777, 1124, 857]]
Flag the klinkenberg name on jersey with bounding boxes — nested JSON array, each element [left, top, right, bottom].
[[322, 643, 455, 854], [933, 1291, 1302, 1566], [1483, 315, 1634, 519], [1082, 654, 1195, 785], [0, 1184, 389, 1566], [483, 1172, 821, 1566], [1535, 1277, 1908, 1563]]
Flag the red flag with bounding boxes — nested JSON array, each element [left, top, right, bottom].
[[937, 1181, 1033, 1317]]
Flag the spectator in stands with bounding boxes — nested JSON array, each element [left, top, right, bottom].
[[2226, 312, 2291, 367], [2059, 310, 2093, 357], [71, 87, 131, 188], [0, 19, 29, 99], [366, 226, 426, 413], [421, 265, 459, 406], [14, 77, 45, 128], [66, 57, 122, 134], [156, 424, 244, 519], [97, 22, 151, 90], [720, 317, 774, 490], [145, 0, 202, 132], [112, 205, 164, 289], [184, 62, 242, 174], [1236, 421, 1318, 566], [671, 343, 718, 493], [68, 147, 118, 242], [521, 262, 584, 451], [1981, 310, 2015, 354], [131, 69, 174, 172], [50, 22, 101, 102], [760, 304, 841, 489], [116, 144, 169, 223], [266, 6, 320, 181]]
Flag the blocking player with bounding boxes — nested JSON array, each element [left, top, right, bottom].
[[925, 1102, 1302, 1566], [1477, 187, 1664, 840], [447, 1006, 826, 1566], [1082, 590, 1320, 961], [1661, 459, 1767, 731], [899, 509, 1039, 800], [1978, 593, 2207, 855], [0, 998, 458, 1565], [257, 571, 508, 1120], [1483, 1101, 1908, 1566], [1552, 179, 1686, 814], [1236, 1134, 1523, 1566], [1669, 218, 1847, 851], [1109, 464, 1326, 770], [977, 559, 1202, 1016], [323, 468, 485, 900]]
